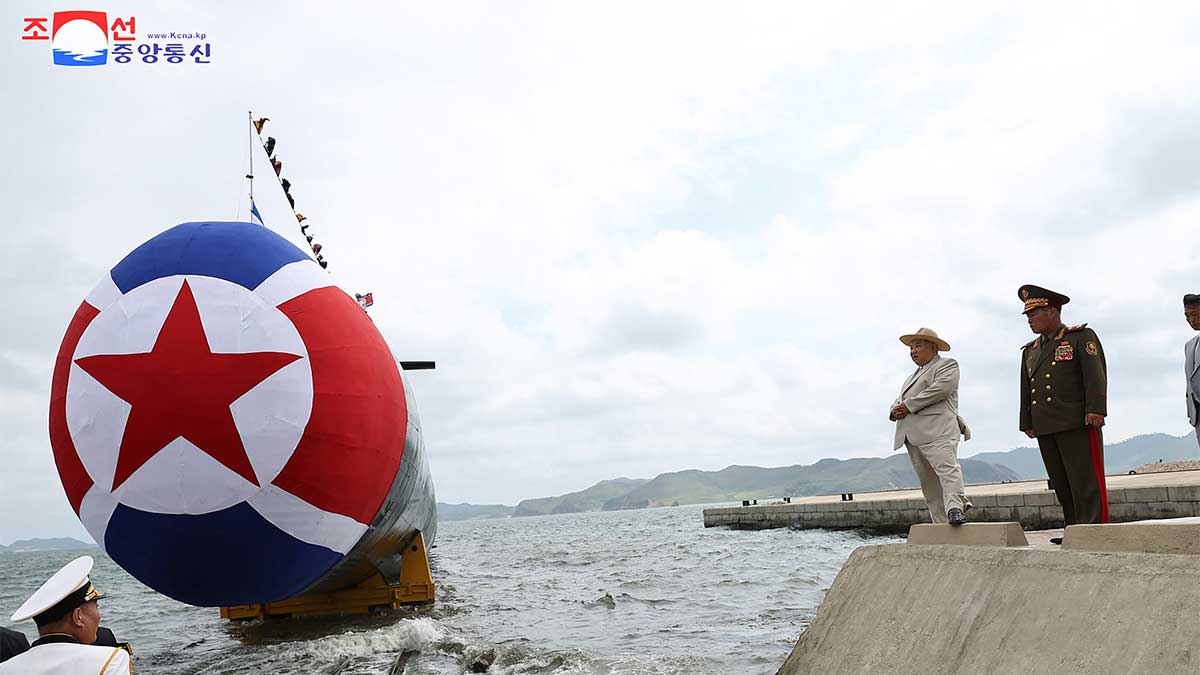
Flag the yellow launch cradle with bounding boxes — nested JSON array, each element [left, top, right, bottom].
[[220, 532, 435, 620]]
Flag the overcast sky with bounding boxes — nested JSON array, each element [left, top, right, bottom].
[[3, 3, 1200, 543]]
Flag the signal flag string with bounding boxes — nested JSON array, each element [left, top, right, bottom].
[[250, 113, 329, 271], [249, 113, 373, 310]]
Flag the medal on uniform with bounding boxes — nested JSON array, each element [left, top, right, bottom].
[[1054, 341, 1074, 361]]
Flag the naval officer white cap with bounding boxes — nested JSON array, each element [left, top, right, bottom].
[[10, 556, 106, 624]]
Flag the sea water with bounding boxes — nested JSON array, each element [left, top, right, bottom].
[[0, 504, 900, 674]]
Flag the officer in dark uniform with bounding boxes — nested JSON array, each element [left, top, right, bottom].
[[1018, 285, 1109, 531], [0, 627, 29, 663]]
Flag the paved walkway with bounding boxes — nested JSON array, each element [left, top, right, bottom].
[[702, 469, 1200, 532], [754, 469, 1200, 506]]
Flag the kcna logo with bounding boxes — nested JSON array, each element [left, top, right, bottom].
[[21, 11, 211, 66], [49, 222, 409, 605]]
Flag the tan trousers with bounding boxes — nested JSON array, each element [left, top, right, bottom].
[[904, 438, 969, 523]]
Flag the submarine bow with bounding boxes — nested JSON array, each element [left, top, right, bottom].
[[48, 221, 436, 607]]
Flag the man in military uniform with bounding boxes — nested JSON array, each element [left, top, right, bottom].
[[1182, 293, 1200, 446], [0, 556, 132, 674], [0, 627, 29, 663], [1018, 285, 1109, 534]]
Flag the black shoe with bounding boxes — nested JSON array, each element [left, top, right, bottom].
[[1049, 537, 1063, 545], [947, 508, 966, 526]]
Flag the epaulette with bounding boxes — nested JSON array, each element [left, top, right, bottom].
[[1064, 323, 1089, 333], [1021, 337, 1037, 350]]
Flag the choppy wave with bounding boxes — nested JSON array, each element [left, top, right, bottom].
[[0, 505, 900, 674]]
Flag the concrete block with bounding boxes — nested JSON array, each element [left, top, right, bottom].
[[903, 499, 927, 511], [1108, 502, 1150, 521], [1146, 501, 1193, 517], [908, 521, 1029, 547], [967, 495, 998, 508], [1015, 506, 1042, 524], [1167, 485, 1200, 502], [1106, 489, 1130, 504], [1064, 517, 1200, 555], [1123, 487, 1170, 503], [977, 507, 1015, 522], [1037, 505, 1065, 524], [859, 510, 886, 523], [1023, 491, 1059, 506], [776, 543, 1200, 675], [996, 494, 1026, 507]]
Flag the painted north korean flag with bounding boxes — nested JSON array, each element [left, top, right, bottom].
[[49, 222, 408, 606]]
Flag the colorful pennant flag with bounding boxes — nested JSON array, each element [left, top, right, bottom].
[[249, 115, 331, 272]]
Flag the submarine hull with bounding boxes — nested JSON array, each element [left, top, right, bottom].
[[48, 221, 437, 607], [302, 369, 437, 594]]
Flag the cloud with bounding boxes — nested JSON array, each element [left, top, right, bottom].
[[3, 4, 1200, 540]]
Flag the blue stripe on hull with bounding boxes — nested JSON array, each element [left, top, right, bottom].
[[105, 501, 343, 606], [110, 221, 309, 294]]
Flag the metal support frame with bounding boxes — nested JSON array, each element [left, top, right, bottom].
[[220, 531, 435, 621]]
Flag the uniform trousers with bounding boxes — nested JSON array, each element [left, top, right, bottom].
[[1037, 427, 1107, 525], [904, 438, 968, 523]]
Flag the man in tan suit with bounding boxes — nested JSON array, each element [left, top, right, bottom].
[[890, 327, 971, 525]]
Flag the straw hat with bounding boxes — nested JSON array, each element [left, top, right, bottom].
[[899, 327, 950, 352]]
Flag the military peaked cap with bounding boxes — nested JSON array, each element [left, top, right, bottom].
[[1018, 284, 1070, 314]]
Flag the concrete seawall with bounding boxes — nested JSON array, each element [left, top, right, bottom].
[[703, 469, 1200, 533], [776, 542, 1200, 674]]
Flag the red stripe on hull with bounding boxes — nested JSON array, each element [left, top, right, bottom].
[[272, 287, 407, 525], [1088, 427, 1109, 523], [49, 301, 100, 513]]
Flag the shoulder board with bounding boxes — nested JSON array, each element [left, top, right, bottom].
[[1064, 323, 1090, 334], [1021, 338, 1037, 350]]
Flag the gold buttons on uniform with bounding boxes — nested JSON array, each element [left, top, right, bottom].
[[1046, 397, 1052, 402], [1032, 400, 1037, 406], [1045, 373, 1051, 378], [1046, 385, 1051, 390], [1051, 361, 1056, 367]]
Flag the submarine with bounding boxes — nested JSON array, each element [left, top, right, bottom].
[[46, 118, 437, 619]]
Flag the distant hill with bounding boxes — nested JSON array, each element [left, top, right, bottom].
[[6, 537, 92, 553], [517, 457, 1018, 515], [514, 478, 650, 516], [966, 432, 1199, 479], [601, 456, 1018, 511], [438, 502, 515, 521]]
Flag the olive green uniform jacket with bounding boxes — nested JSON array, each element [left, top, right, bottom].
[[1019, 324, 1107, 435]]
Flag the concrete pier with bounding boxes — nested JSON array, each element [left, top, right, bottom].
[[775, 538, 1200, 675], [703, 469, 1200, 533]]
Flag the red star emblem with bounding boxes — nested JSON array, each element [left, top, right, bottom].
[[75, 280, 301, 491]]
